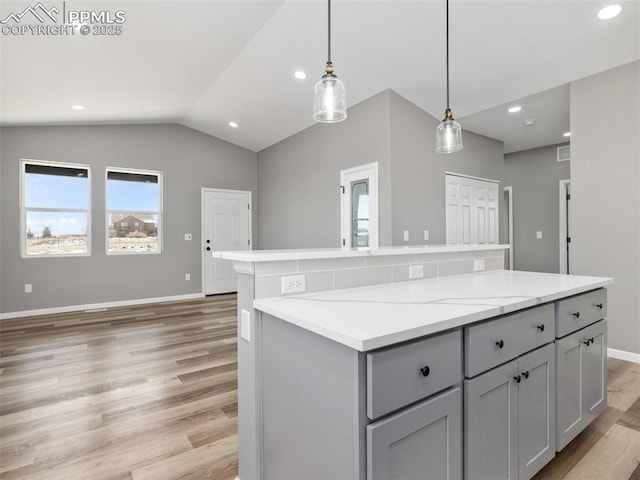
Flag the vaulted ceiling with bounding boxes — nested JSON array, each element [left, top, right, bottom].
[[1, 0, 638, 153]]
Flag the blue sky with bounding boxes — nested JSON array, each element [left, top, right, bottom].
[[25, 174, 159, 236]]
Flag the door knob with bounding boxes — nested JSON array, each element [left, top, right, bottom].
[[537, 324, 545, 332], [496, 340, 504, 349], [572, 312, 580, 318], [420, 366, 430, 377], [514, 375, 522, 384]]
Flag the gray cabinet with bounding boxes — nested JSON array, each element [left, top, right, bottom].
[[556, 319, 607, 450], [465, 343, 555, 480], [367, 387, 462, 480]]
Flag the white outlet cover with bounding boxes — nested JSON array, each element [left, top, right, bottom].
[[473, 259, 485, 271], [184, 233, 192, 241], [281, 274, 306, 294], [185, 273, 191, 281], [536, 231, 543, 239], [409, 264, 424, 279], [403, 230, 409, 242], [424, 230, 429, 241]]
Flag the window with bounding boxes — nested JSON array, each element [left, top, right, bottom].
[[21, 160, 91, 257], [106, 168, 162, 254]]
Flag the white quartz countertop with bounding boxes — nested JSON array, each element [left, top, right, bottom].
[[253, 270, 613, 352], [213, 244, 509, 263]]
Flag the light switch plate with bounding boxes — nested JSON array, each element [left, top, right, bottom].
[[403, 230, 409, 242], [240, 309, 251, 342], [536, 231, 543, 239], [424, 230, 429, 241], [473, 259, 485, 271]]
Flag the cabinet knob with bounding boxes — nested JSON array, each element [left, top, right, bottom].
[[206, 246, 211, 251], [572, 312, 580, 318], [583, 339, 591, 346], [206, 239, 211, 244], [537, 324, 545, 332], [595, 303, 603, 309], [420, 366, 430, 377], [496, 340, 504, 349], [522, 371, 530, 379], [590, 337, 595, 344], [514, 375, 522, 384]]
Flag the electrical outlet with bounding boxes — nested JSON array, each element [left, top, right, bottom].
[[409, 264, 424, 279], [403, 230, 409, 242], [185, 273, 191, 281], [536, 231, 543, 239], [184, 233, 192, 241], [473, 259, 485, 272], [281, 274, 306, 295], [424, 230, 429, 241], [24, 283, 32, 293]]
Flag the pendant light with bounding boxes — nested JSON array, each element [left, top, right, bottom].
[[313, 0, 347, 123], [436, 0, 463, 153]]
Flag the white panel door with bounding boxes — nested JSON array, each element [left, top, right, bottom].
[[202, 188, 251, 294], [340, 163, 379, 248], [445, 174, 500, 246]]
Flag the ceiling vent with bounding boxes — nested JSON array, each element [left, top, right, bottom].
[[557, 145, 570, 162]]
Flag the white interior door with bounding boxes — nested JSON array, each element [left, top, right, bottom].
[[445, 173, 500, 246], [559, 180, 571, 274], [202, 188, 251, 295], [340, 163, 379, 248]]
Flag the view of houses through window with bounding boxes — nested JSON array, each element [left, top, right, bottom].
[[106, 169, 162, 254], [22, 160, 91, 256]]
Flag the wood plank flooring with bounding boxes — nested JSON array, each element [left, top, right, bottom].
[[1, 296, 638, 480], [0, 295, 239, 480]]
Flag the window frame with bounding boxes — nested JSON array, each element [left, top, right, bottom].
[[105, 166, 163, 255], [20, 158, 92, 258]]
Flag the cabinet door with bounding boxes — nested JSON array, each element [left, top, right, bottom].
[[367, 387, 461, 480], [555, 332, 584, 450], [582, 320, 607, 423], [517, 344, 556, 480], [465, 360, 519, 480], [556, 319, 607, 451]]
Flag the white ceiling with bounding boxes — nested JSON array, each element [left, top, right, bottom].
[[1, 0, 638, 153]]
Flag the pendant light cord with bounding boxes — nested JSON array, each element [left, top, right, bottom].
[[446, 0, 450, 111], [327, 0, 332, 64]]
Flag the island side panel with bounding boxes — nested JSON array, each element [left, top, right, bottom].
[[261, 312, 367, 480], [237, 272, 262, 480]]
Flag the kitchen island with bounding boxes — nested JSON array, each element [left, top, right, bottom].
[[214, 246, 612, 480]]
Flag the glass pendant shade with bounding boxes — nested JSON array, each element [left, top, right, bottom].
[[313, 73, 347, 123], [436, 117, 463, 153]]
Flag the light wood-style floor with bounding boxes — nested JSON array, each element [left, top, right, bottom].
[[1, 296, 638, 480]]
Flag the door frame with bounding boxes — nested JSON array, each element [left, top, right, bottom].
[[340, 162, 379, 248], [559, 179, 570, 274], [201, 187, 252, 295], [503, 186, 514, 270]]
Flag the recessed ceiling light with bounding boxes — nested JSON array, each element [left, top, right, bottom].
[[597, 4, 622, 20], [508, 106, 522, 113], [71, 105, 85, 111], [228, 121, 238, 128], [524, 119, 536, 126], [563, 132, 571, 137], [294, 71, 307, 80]]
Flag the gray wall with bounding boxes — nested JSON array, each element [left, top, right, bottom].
[[0, 124, 257, 314], [257, 90, 393, 249], [570, 61, 640, 355], [503, 144, 570, 273], [389, 91, 504, 245], [257, 90, 504, 249]]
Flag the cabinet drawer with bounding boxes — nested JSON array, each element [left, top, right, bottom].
[[464, 304, 554, 378], [367, 330, 462, 420], [555, 289, 607, 338]]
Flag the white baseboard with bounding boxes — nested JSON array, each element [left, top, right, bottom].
[[0, 293, 205, 320], [608, 347, 640, 364]]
